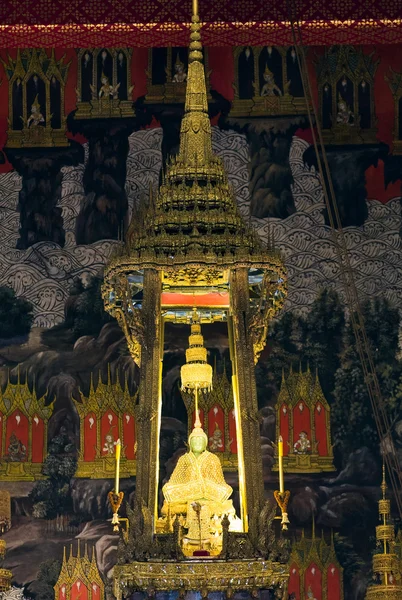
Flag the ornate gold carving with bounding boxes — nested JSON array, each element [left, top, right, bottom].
[[54, 543, 105, 599], [75, 48, 135, 119], [0, 372, 54, 481], [1, 49, 70, 147], [0, 538, 12, 592], [289, 529, 344, 600], [386, 68, 402, 155], [366, 465, 402, 599], [316, 46, 378, 145], [73, 367, 138, 479], [114, 559, 289, 600], [104, 0, 288, 585]]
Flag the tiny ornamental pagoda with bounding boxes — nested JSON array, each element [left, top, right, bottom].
[[273, 366, 335, 474], [54, 543, 104, 600], [365, 465, 402, 600], [0, 372, 54, 481], [288, 528, 343, 600], [181, 362, 238, 471], [73, 368, 137, 479]]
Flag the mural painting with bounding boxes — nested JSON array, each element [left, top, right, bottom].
[[0, 35, 400, 600]]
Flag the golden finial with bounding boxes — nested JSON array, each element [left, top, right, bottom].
[[381, 460, 387, 500]]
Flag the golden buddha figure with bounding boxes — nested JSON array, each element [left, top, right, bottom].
[[160, 414, 238, 551]]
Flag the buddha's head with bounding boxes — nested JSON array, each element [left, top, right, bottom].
[[188, 415, 208, 457]]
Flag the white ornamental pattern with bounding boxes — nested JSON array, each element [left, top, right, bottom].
[[0, 129, 163, 328], [0, 588, 28, 600], [212, 128, 402, 317]]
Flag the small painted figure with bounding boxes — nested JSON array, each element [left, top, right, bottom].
[[172, 55, 187, 83], [209, 422, 224, 451], [293, 431, 311, 454], [260, 65, 282, 97], [6, 432, 27, 461], [336, 97, 354, 125], [26, 95, 45, 128], [103, 432, 116, 456], [97, 73, 120, 99], [306, 587, 317, 600]]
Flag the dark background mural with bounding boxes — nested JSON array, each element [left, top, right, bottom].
[[0, 42, 401, 600]]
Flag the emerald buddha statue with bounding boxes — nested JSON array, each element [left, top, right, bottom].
[[160, 413, 241, 551]]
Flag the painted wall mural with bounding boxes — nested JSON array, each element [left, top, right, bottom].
[[0, 43, 400, 600]]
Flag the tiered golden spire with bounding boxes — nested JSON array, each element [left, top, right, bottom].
[[124, 0, 260, 262], [366, 464, 401, 599]]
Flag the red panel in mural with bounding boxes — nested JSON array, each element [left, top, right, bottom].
[[228, 408, 237, 454], [31, 414, 44, 463], [59, 583, 67, 599], [314, 403, 328, 456], [208, 404, 225, 452], [0, 412, 3, 458], [123, 412, 136, 460], [84, 412, 97, 462], [71, 580, 88, 600], [288, 563, 301, 599], [5, 410, 28, 461], [327, 563, 341, 600], [92, 582, 101, 600], [293, 400, 311, 452], [101, 409, 119, 454], [304, 562, 322, 600], [280, 403, 290, 456]]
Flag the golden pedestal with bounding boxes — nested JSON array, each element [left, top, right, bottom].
[[114, 559, 288, 600]]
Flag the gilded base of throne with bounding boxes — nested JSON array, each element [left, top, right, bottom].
[[230, 94, 307, 118], [272, 453, 336, 474], [75, 99, 135, 119], [113, 559, 289, 600], [0, 461, 47, 481], [322, 125, 378, 145], [6, 127, 69, 148], [75, 457, 136, 479]]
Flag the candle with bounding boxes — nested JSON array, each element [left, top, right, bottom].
[[278, 435, 284, 494], [115, 439, 121, 494]]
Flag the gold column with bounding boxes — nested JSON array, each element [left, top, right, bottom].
[[134, 269, 163, 517], [229, 268, 264, 526]]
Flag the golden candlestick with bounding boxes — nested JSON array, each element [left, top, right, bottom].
[[115, 438, 121, 494], [278, 435, 284, 494], [274, 435, 290, 531], [108, 439, 124, 532]]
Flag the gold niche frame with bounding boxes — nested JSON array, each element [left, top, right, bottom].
[[1, 48, 70, 148], [231, 45, 308, 117], [0, 372, 54, 481], [273, 368, 336, 474], [73, 368, 137, 480], [316, 45, 379, 145], [75, 48, 135, 119]]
